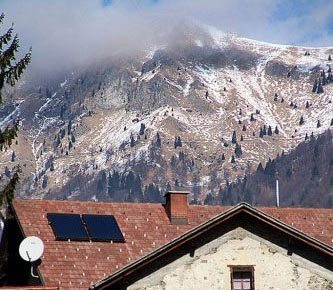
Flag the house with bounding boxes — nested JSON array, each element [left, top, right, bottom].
[[0, 191, 332, 289]]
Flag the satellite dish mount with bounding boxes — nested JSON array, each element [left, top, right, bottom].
[[19, 236, 44, 278]]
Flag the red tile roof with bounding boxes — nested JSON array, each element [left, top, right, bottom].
[[0, 287, 58, 290], [12, 199, 333, 290]]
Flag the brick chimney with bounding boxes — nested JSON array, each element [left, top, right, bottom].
[[165, 191, 190, 225]]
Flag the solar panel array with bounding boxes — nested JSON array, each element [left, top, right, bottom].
[[47, 213, 124, 242], [82, 214, 124, 242]]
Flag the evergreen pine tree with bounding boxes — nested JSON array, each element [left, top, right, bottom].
[[331, 118, 333, 126], [274, 126, 279, 134], [4, 166, 10, 177], [317, 81, 324, 93], [263, 125, 267, 136], [60, 128, 65, 139], [0, 15, 31, 157], [311, 165, 319, 179], [42, 175, 48, 189], [267, 125, 272, 136], [329, 54, 332, 61], [50, 160, 54, 171], [174, 136, 182, 148], [305, 133, 308, 140], [240, 135, 244, 141], [231, 130, 237, 144], [139, 123, 145, 135], [259, 128, 264, 138], [317, 120, 321, 128], [257, 162, 264, 172], [299, 116, 304, 125], [11, 151, 15, 162], [312, 79, 318, 93], [322, 71, 327, 85], [67, 119, 72, 135], [156, 132, 161, 147], [306, 101, 310, 108], [328, 72, 333, 83], [221, 153, 225, 161], [130, 134, 135, 147], [177, 136, 182, 147], [231, 155, 235, 163], [242, 124, 246, 131], [205, 91, 209, 99], [234, 143, 242, 158], [250, 113, 255, 121]]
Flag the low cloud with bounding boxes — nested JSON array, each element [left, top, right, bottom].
[[1, 0, 332, 75]]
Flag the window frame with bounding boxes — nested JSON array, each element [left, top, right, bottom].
[[228, 265, 255, 290]]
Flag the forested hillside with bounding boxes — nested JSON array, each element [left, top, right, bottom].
[[206, 130, 333, 207]]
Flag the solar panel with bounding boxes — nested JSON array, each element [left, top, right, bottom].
[[82, 214, 124, 242], [47, 213, 89, 241]]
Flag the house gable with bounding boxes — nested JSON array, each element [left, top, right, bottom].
[[93, 204, 333, 289], [129, 228, 333, 290]]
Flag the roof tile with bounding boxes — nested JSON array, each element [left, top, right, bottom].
[[12, 199, 333, 289]]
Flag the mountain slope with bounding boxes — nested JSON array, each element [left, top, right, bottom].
[[1, 24, 333, 203], [206, 130, 333, 207]]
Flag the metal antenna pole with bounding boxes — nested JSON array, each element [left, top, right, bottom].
[[27, 250, 39, 278]]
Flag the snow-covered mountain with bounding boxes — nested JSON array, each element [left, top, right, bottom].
[[1, 24, 333, 203]]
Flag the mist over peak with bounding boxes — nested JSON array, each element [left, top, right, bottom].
[[1, 0, 332, 77]]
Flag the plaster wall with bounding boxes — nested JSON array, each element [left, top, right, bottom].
[[128, 228, 333, 290]]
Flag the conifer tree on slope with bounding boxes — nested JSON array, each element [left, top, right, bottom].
[[0, 13, 31, 216]]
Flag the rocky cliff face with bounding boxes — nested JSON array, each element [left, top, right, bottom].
[[1, 25, 333, 203]]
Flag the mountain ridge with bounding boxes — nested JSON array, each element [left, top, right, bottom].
[[1, 24, 333, 203]]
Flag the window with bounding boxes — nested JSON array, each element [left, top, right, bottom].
[[229, 266, 254, 290]]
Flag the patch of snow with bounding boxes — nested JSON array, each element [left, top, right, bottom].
[[140, 67, 160, 82], [183, 75, 194, 96], [60, 80, 68, 88], [38, 93, 57, 113], [0, 106, 20, 129], [195, 39, 203, 47], [164, 78, 183, 91]]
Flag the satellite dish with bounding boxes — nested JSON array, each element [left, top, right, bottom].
[[19, 236, 44, 262]]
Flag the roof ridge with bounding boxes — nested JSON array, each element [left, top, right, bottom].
[[13, 198, 333, 210]]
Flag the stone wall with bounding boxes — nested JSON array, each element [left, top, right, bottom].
[[128, 228, 333, 290]]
